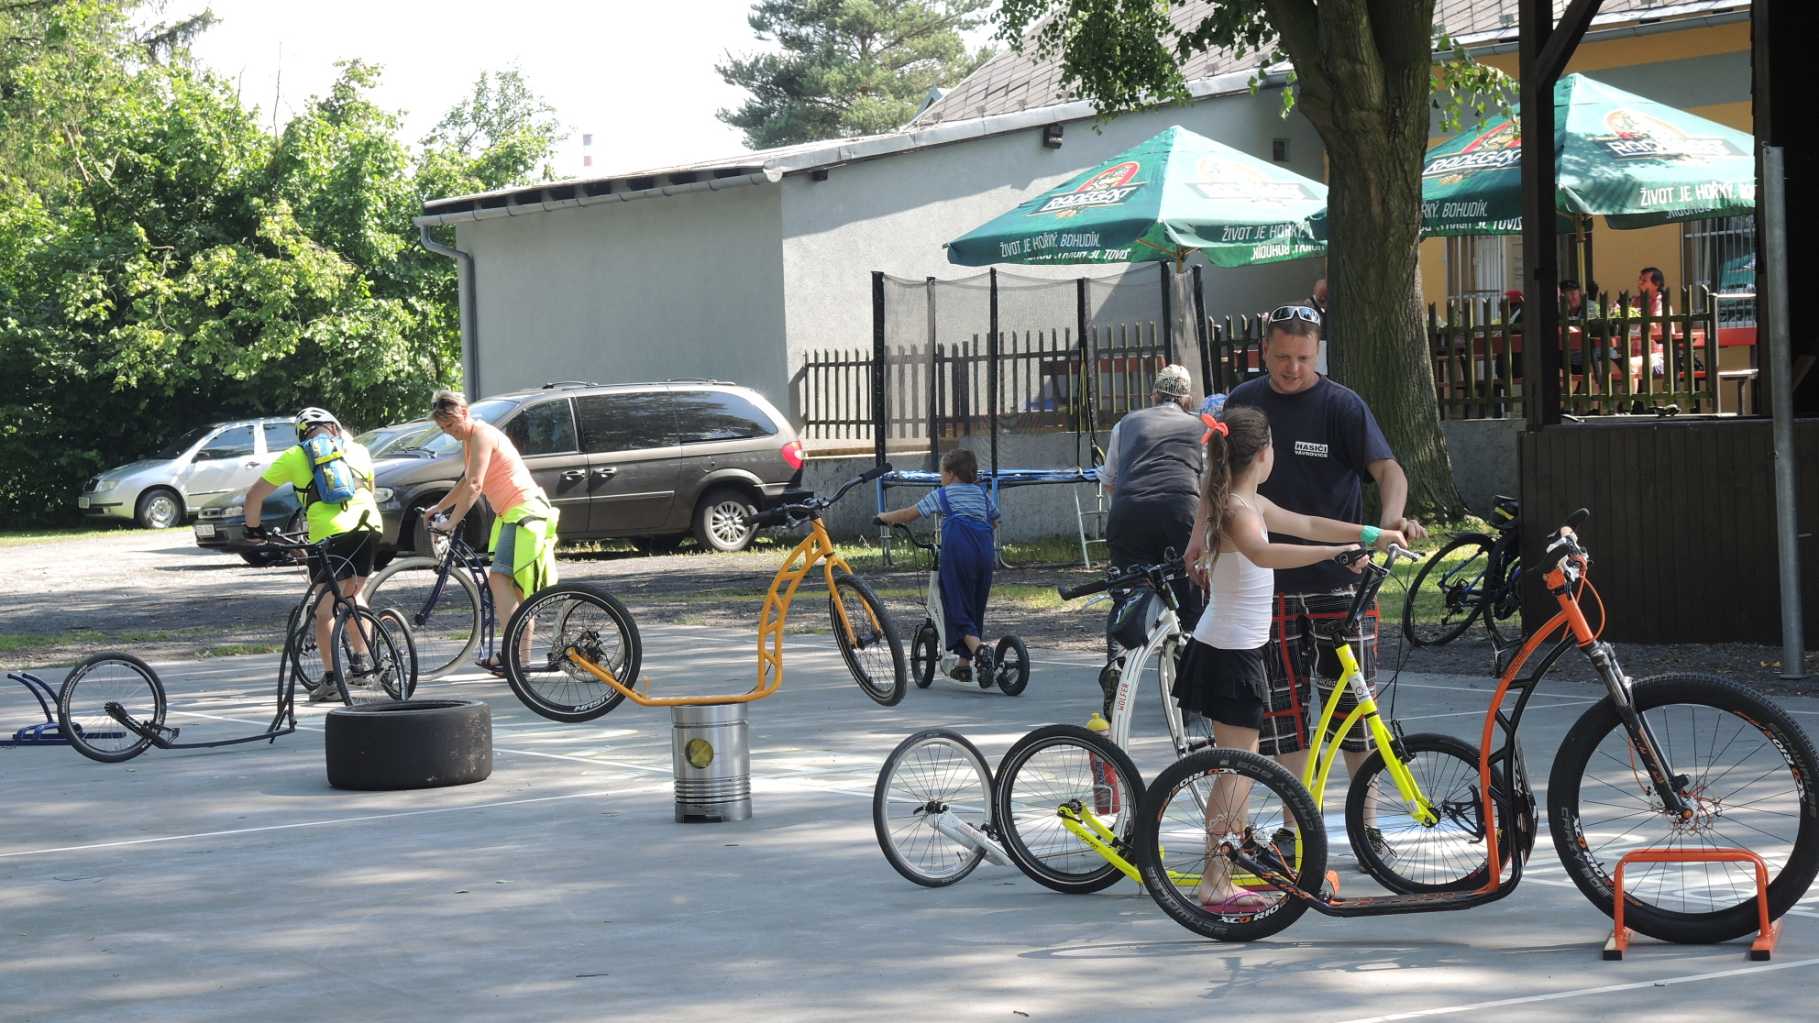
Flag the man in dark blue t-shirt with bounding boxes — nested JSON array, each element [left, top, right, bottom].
[[1188, 303, 1427, 845]]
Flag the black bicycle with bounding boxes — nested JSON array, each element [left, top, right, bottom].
[[364, 526, 494, 680], [1402, 494, 1522, 648], [56, 535, 417, 764]]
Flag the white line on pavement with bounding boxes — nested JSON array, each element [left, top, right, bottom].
[[1331, 957, 1819, 1023]]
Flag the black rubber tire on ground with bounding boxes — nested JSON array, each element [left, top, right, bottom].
[[57, 652, 167, 763], [993, 724, 1144, 895], [827, 571, 907, 706], [911, 622, 938, 688], [693, 486, 759, 553], [1136, 747, 1327, 942], [994, 635, 1030, 696], [134, 487, 184, 529], [1548, 673, 1819, 945], [1344, 732, 1509, 894], [324, 699, 492, 790], [1401, 533, 1493, 648]]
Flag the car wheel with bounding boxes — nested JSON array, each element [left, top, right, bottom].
[[135, 488, 184, 529], [693, 487, 758, 553]]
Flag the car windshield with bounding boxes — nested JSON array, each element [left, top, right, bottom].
[[153, 425, 214, 460], [417, 398, 516, 456], [360, 421, 438, 457]]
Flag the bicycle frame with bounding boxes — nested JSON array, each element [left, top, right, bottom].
[[1300, 641, 1437, 828], [409, 531, 497, 658], [565, 512, 873, 707], [1105, 600, 1196, 758]]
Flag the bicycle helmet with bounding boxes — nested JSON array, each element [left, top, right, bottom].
[[293, 407, 340, 432]]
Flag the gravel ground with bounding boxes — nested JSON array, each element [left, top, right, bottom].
[[5, 527, 1814, 692]]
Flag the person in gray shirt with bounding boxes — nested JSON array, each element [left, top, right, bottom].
[[1100, 363, 1204, 633]]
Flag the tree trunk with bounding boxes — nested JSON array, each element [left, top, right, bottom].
[[1271, 0, 1465, 518]]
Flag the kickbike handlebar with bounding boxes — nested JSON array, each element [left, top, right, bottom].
[[883, 522, 936, 554], [1057, 558, 1186, 601], [753, 463, 896, 528]]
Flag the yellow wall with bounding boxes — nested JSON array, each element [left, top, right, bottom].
[[1418, 24, 1752, 313]]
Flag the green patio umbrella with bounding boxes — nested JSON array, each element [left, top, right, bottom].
[[945, 125, 1326, 268], [1420, 73, 1755, 236]]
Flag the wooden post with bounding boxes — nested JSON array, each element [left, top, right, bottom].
[[1160, 262, 1176, 365], [871, 271, 887, 465], [1193, 263, 1210, 394]]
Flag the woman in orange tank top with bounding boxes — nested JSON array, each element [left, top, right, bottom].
[[425, 390, 556, 674]]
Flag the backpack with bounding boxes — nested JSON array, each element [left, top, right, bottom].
[[301, 433, 359, 507]]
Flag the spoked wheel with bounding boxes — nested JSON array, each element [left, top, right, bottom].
[[1137, 748, 1328, 942], [1549, 674, 1819, 944], [57, 652, 167, 763], [828, 572, 906, 706], [911, 622, 938, 689], [874, 729, 995, 887], [285, 602, 328, 700], [1482, 552, 1523, 648], [993, 635, 1030, 696], [376, 609, 419, 699], [1402, 533, 1493, 647], [1345, 733, 1509, 893], [331, 607, 415, 706], [502, 584, 643, 723], [364, 557, 482, 680], [993, 724, 1144, 895]]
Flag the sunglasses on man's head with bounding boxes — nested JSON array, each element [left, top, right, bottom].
[[1269, 304, 1322, 325]]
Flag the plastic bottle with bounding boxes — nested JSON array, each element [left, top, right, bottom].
[[1086, 711, 1118, 815]]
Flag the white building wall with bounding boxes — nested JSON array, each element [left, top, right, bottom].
[[457, 184, 789, 402], [775, 91, 1329, 388]]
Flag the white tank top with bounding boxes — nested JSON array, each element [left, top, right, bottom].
[[1192, 501, 1274, 650]]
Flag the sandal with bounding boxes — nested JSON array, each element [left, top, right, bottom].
[[474, 654, 507, 678]]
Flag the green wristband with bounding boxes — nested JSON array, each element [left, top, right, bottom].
[[1360, 524, 1382, 547]]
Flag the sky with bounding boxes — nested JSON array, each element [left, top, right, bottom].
[[164, 0, 774, 180]]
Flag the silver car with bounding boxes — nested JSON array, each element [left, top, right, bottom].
[[78, 417, 296, 528]]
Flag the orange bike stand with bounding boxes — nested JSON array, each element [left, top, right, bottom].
[[1602, 848, 1782, 961]]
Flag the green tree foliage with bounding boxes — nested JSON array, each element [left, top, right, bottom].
[[995, 0, 1515, 516], [0, 2, 561, 526], [718, 0, 994, 148]]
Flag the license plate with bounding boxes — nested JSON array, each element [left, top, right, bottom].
[[77, 496, 90, 509], [194, 523, 216, 538]]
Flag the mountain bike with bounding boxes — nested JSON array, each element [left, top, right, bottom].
[[1402, 494, 1522, 648], [364, 527, 493, 680], [498, 465, 907, 722], [1135, 510, 1819, 945], [884, 523, 1029, 696]]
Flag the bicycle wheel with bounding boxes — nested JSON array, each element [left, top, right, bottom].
[[911, 622, 938, 689], [57, 652, 166, 763], [828, 572, 906, 707], [502, 584, 642, 723], [1482, 551, 1523, 647], [1137, 747, 1327, 942], [1401, 533, 1493, 647], [364, 557, 482, 680], [330, 607, 414, 706], [994, 635, 1030, 696], [375, 608, 419, 700], [286, 602, 327, 697], [874, 729, 994, 887], [993, 724, 1144, 895], [1549, 673, 1819, 944], [1345, 732, 1509, 894]]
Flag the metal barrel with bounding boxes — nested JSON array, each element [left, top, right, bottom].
[[671, 703, 752, 823]]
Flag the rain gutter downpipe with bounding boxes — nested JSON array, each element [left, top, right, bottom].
[[417, 223, 480, 400]]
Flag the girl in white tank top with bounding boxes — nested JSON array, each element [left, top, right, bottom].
[[1179, 406, 1406, 913]]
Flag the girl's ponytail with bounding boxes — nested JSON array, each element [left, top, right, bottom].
[[1198, 406, 1272, 568]]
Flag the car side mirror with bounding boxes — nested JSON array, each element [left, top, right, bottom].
[[191, 449, 214, 462]]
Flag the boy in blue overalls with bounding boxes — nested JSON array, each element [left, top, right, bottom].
[[876, 448, 1000, 685]]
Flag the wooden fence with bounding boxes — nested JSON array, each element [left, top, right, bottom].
[[794, 320, 1172, 443], [1429, 286, 1720, 420]]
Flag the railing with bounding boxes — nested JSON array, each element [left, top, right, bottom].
[[1428, 286, 1721, 420], [794, 320, 1171, 443]]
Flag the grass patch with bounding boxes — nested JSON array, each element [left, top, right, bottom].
[[0, 625, 214, 655], [0, 525, 178, 548], [201, 641, 285, 658]]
